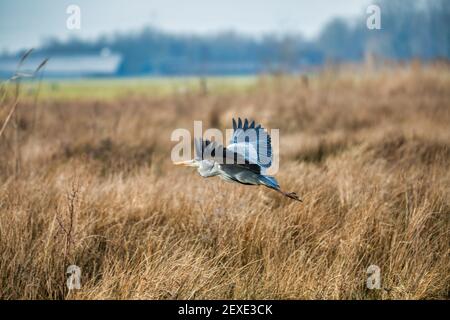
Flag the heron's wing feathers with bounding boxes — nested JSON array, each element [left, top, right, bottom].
[[228, 118, 272, 168], [194, 138, 261, 174]]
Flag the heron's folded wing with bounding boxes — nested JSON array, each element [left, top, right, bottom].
[[194, 138, 261, 174]]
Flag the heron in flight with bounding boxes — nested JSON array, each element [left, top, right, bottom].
[[175, 118, 301, 201]]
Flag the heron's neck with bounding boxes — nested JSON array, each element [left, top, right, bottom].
[[198, 160, 221, 177]]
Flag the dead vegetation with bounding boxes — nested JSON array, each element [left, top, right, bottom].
[[0, 62, 449, 299]]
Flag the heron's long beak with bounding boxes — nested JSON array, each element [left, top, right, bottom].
[[173, 160, 196, 167]]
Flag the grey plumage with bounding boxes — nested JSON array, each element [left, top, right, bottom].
[[174, 118, 301, 201]]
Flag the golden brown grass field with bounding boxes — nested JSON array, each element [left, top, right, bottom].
[[0, 63, 449, 299]]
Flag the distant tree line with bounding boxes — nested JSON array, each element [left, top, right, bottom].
[[11, 0, 450, 76], [318, 0, 450, 62]]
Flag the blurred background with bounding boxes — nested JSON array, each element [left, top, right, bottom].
[[0, 0, 449, 300], [0, 0, 449, 78]]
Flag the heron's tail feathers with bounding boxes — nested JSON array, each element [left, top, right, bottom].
[[259, 175, 280, 189], [260, 175, 302, 202]]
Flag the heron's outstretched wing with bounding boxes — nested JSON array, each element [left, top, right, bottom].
[[227, 118, 272, 169], [194, 138, 261, 174]]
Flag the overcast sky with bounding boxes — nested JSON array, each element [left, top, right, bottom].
[[0, 0, 369, 52]]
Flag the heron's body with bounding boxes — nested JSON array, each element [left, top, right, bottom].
[[175, 118, 301, 201]]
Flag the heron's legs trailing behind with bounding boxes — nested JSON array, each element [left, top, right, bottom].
[[259, 175, 302, 202]]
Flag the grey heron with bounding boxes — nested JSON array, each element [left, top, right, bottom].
[[174, 118, 301, 201]]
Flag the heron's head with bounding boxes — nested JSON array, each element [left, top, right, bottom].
[[173, 159, 198, 167]]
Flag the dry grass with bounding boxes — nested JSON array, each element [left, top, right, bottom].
[[0, 63, 449, 299]]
